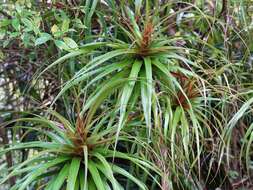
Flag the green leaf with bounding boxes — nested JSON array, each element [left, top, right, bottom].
[[35, 33, 52, 46], [118, 59, 142, 131], [51, 24, 60, 36], [67, 157, 81, 190], [88, 160, 106, 190], [62, 19, 70, 33], [74, 18, 87, 29], [11, 18, 20, 31], [227, 97, 253, 130], [84, 0, 99, 37], [39, 48, 86, 79], [81, 60, 130, 92], [54, 40, 70, 50], [241, 123, 253, 173], [0, 19, 11, 27], [15, 4, 22, 13], [83, 146, 88, 190], [81, 71, 129, 118], [75, 49, 134, 77], [141, 57, 153, 138], [180, 109, 190, 161], [79, 168, 85, 190], [0, 151, 51, 185], [3, 40, 10, 48], [21, 33, 31, 47], [111, 165, 147, 190], [93, 153, 118, 190], [135, 0, 142, 15], [0, 141, 61, 156], [47, 163, 70, 190], [125, 6, 142, 41], [63, 37, 78, 49], [18, 157, 70, 190], [21, 18, 33, 31], [108, 61, 142, 152], [170, 106, 182, 170], [87, 178, 97, 190]]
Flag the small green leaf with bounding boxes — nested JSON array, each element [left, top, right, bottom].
[[0, 31, 5, 40], [62, 19, 70, 33], [10, 32, 19, 38], [3, 40, 10, 48], [63, 37, 78, 49], [0, 19, 11, 27], [51, 24, 63, 37], [35, 33, 52, 46], [51, 24, 59, 34], [54, 40, 69, 50], [21, 33, 31, 47], [74, 19, 87, 29], [21, 18, 33, 31], [11, 18, 20, 31], [15, 4, 22, 14]]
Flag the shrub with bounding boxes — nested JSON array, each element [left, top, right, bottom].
[[1, 1, 253, 189]]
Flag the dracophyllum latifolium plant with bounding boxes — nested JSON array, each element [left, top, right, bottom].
[[2, 0, 253, 189], [144, 77, 219, 189], [35, 1, 237, 187], [43, 1, 229, 141], [0, 110, 159, 190]]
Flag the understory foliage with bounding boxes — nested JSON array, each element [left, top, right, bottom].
[[0, 0, 253, 189]]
